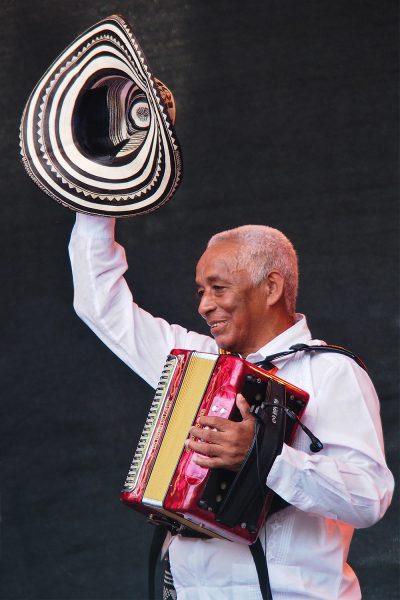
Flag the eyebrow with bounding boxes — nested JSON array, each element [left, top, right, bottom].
[[195, 275, 229, 287]]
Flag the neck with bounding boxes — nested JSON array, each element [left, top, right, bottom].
[[241, 311, 295, 358]]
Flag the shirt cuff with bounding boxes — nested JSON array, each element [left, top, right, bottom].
[[73, 212, 116, 238]]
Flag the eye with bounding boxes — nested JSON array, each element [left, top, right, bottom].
[[212, 285, 225, 294], [196, 288, 204, 298]]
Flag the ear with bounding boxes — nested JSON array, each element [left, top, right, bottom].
[[265, 271, 285, 307]]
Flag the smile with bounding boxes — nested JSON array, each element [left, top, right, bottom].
[[209, 320, 227, 333]]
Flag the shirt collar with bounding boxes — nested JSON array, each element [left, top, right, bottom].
[[245, 314, 312, 364]]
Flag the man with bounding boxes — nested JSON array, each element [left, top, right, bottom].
[[69, 213, 393, 599]]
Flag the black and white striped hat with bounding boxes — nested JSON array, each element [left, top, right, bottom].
[[20, 14, 183, 217]]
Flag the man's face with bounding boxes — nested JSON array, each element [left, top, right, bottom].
[[195, 241, 270, 356]]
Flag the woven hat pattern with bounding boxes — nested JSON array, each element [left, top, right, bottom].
[[20, 14, 183, 217]]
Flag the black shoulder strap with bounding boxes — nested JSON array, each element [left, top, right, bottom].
[[258, 343, 367, 372], [148, 525, 167, 600], [250, 539, 273, 600]]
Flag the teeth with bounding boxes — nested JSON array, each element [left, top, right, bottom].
[[211, 321, 224, 328]]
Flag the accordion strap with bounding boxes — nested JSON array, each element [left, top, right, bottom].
[[250, 539, 272, 600], [215, 379, 287, 528], [258, 343, 367, 372], [148, 524, 166, 600]]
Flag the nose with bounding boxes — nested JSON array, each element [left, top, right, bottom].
[[198, 289, 216, 319]]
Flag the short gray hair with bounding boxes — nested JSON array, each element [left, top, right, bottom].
[[207, 225, 298, 316]]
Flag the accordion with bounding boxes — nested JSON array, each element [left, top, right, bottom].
[[121, 349, 309, 544]]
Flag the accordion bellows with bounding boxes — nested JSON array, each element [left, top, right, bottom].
[[121, 349, 309, 544], [20, 14, 183, 217]]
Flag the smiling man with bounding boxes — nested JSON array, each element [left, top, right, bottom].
[[196, 229, 295, 354], [69, 214, 393, 600]]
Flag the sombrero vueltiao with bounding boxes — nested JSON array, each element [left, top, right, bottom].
[[20, 14, 183, 217]]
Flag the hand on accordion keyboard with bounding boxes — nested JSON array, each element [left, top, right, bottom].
[[185, 393, 257, 472]]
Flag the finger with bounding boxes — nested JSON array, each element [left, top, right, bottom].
[[236, 393, 253, 421], [189, 425, 221, 444], [186, 437, 216, 456], [192, 453, 225, 469], [197, 415, 229, 430]]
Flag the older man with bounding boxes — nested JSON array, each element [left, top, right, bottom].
[[69, 213, 393, 600]]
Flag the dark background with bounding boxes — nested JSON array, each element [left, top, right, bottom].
[[1, 1, 398, 598]]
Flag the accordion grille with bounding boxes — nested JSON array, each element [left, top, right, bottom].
[[122, 355, 178, 492]]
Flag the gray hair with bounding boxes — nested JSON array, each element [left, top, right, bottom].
[[207, 225, 298, 316]]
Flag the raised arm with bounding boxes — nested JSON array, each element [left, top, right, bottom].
[[69, 213, 215, 389]]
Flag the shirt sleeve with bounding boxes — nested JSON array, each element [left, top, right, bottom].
[[68, 213, 215, 389], [266, 355, 394, 529]]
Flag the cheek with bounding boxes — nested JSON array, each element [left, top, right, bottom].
[[219, 291, 249, 322], [230, 303, 249, 329], [232, 297, 261, 330]]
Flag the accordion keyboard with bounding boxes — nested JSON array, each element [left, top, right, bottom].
[[122, 355, 179, 492]]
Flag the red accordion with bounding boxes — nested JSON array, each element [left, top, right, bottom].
[[120, 349, 309, 544]]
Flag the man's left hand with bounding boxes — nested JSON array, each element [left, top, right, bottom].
[[186, 393, 256, 472]]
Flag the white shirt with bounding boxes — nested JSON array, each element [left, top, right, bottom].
[[69, 213, 394, 600]]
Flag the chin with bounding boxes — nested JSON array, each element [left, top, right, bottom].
[[216, 336, 239, 354]]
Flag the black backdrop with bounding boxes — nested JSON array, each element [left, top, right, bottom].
[[1, 1, 398, 599]]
